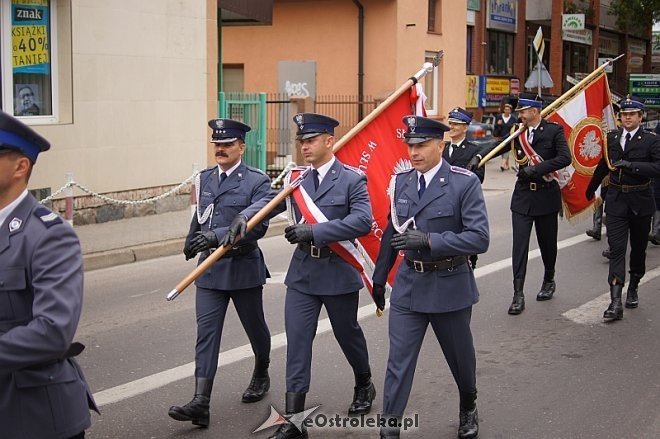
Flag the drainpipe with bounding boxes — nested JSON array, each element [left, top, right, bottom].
[[217, 7, 223, 107], [353, 0, 364, 120]]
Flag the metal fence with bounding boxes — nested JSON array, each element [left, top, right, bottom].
[[266, 93, 293, 175], [316, 95, 376, 139]]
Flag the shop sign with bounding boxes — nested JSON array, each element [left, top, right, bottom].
[[466, 75, 480, 108], [562, 29, 592, 46], [598, 33, 620, 56], [467, 0, 480, 11], [486, 0, 517, 33], [597, 58, 613, 73], [510, 78, 520, 95], [486, 78, 510, 94], [628, 56, 644, 68], [562, 14, 584, 30], [629, 38, 647, 55], [653, 31, 660, 64], [629, 74, 660, 108]]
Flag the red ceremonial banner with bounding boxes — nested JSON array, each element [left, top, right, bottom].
[[545, 73, 616, 221], [336, 86, 424, 284]]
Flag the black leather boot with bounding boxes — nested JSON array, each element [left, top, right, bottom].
[[536, 270, 556, 301], [458, 391, 479, 439], [242, 358, 270, 403], [269, 392, 308, 439], [603, 284, 623, 320], [348, 370, 376, 415], [507, 279, 525, 315], [625, 273, 641, 309], [379, 415, 401, 438], [586, 205, 603, 240], [168, 377, 213, 427]]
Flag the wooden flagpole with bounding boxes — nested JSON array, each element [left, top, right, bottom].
[[167, 54, 443, 301]]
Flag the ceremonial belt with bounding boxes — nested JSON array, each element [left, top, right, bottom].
[[405, 256, 468, 273], [518, 125, 567, 186], [224, 242, 258, 258], [607, 181, 650, 193], [297, 242, 335, 258], [521, 180, 557, 191]]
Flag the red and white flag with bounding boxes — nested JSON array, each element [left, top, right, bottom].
[[335, 84, 426, 284], [545, 73, 616, 221]]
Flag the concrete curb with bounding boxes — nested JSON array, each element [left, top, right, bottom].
[[82, 220, 289, 272]]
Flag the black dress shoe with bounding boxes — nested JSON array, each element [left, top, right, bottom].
[[168, 395, 210, 427], [585, 229, 601, 240], [457, 407, 479, 439], [603, 284, 623, 320], [536, 281, 555, 301], [348, 382, 376, 415], [242, 374, 270, 403], [268, 423, 308, 439], [507, 294, 524, 315]]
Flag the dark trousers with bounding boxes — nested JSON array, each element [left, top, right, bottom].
[[606, 213, 651, 284], [68, 433, 84, 439], [383, 304, 476, 417], [284, 289, 370, 393], [195, 286, 271, 379], [511, 211, 558, 283]]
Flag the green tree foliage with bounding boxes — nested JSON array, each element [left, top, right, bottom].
[[608, 0, 660, 30]]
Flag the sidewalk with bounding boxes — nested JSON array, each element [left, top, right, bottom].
[[78, 160, 516, 271]]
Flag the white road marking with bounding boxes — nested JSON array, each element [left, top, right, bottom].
[[129, 289, 161, 299], [91, 230, 647, 407], [562, 266, 660, 326], [266, 271, 286, 284]]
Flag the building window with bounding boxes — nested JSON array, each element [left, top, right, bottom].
[[222, 64, 244, 92], [2, 0, 57, 120], [427, 0, 441, 33], [466, 26, 473, 73], [424, 51, 439, 115], [487, 31, 514, 75]]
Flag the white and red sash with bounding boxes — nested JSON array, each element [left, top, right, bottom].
[[518, 125, 569, 187], [288, 168, 374, 293]]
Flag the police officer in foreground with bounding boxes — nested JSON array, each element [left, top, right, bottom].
[[504, 94, 571, 315], [585, 98, 660, 320], [222, 113, 375, 439], [168, 119, 272, 427], [0, 111, 98, 439], [372, 115, 489, 438]]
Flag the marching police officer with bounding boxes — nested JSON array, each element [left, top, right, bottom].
[[0, 111, 98, 439], [372, 115, 489, 439], [445, 107, 485, 183], [505, 94, 571, 315], [586, 98, 660, 320], [168, 119, 272, 427], [222, 113, 375, 439]]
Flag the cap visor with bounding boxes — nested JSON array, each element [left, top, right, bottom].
[[447, 118, 468, 124], [404, 136, 434, 144], [296, 132, 323, 141], [212, 137, 239, 144]]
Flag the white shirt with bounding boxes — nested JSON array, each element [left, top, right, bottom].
[[0, 189, 29, 230], [218, 160, 242, 178], [448, 138, 465, 157], [527, 121, 540, 141], [502, 114, 511, 123], [620, 127, 639, 150], [312, 156, 336, 186], [417, 159, 443, 191]]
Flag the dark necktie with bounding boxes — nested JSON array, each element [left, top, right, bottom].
[[623, 132, 631, 151], [219, 172, 227, 186], [449, 144, 456, 158], [313, 169, 320, 190], [528, 128, 535, 143], [418, 174, 426, 198]]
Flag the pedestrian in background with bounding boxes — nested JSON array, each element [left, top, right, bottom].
[[0, 111, 98, 439], [586, 97, 660, 320], [168, 119, 272, 428], [372, 115, 489, 439], [493, 102, 517, 171]]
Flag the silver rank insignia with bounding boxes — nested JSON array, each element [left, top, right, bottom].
[[9, 217, 22, 232], [407, 116, 416, 132], [295, 114, 304, 124], [215, 120, 224, 129]]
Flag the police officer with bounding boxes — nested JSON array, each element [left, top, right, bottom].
[[506, 94, 571, 315], [446, 107, 485, 269], [168, 119, 272, 427], [372, 115, 489, 439], [222, 113, 375, 439], [585, 98, 660, 320], [0, 111, 98, 439]]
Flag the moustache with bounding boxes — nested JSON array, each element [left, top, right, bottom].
[[215, 152, 228, 158]]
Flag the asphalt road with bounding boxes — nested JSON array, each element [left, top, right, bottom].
[[79, 187, 660, 438]]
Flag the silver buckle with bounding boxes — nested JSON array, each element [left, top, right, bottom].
[[310, 245, 321, 258], [413, 260, 424, 273], [446, 257, 454, 272], [529, 182, 537, 191]]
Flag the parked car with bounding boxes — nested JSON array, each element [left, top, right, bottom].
[[466, 120, 497, 152]]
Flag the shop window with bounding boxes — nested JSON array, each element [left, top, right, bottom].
[[487, 31, 514, 75], [424, 51, 439, 115], [1, 0, 57, 120], [427, 0, 441, 34]]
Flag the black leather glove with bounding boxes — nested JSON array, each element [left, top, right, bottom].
[[585, 187, 595, 201], [372, 284, 386, 311], [188, 231, 218, 256], [466, 156, 480, 172], [612, 160, 633, 170], [391, 230, 431, 250], [284, 224, 313, 244], [183, 236, 196, 261], [219, 214, 248, 247], [517, 166, 537, 181]]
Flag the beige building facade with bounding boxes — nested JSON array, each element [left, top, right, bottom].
[[222, 0, 467, 119]]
